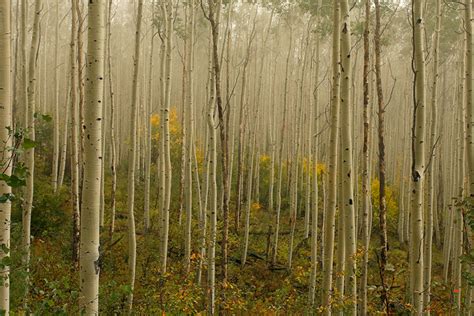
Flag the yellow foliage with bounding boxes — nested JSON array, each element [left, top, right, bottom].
[[252, 202, 262, 212], [260, 154, 271, 165], [316, 163, 326, 175], [150, 113, 160, 126], [370, 178, 398, 223]]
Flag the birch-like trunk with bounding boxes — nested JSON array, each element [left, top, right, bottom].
[[126, 0, 143, 310], [79, 0, 105, 313], [0, 1, 12, 311], [23, 0, 41, 304], [410, 0, 426, 313], [322, 0, 340, 311]]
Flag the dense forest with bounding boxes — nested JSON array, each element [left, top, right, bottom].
[[0, 0, 473, 314]]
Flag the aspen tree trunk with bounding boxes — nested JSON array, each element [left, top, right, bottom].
[[77, 2, 85, 190], [424, 0, 441, 311], [184, 0, 195, 274], [58, 87, 70, 189], [411, 0, 426, 313], [160, 0, 173, 274], [465, 0, 474, 197], [273, 28, 291, 267], [309, 1, 322, 306], [456, 80, 466, 314], [106, 0, 116, 238], [241, 134, 256, 267], [340, 0, 357, 312], [374, 0, 388, 312], [126, 0, 143, 311], [360, 0, 371, 314], [144, 2, 156, 234], [23, 0, 40, 304], [288, 96, 303, 270], [208, 0, 230, 283], [71, 0, 80, 268], [0, 0, 12, 311], [79, 0, 105, 313], [19, 0, 27, 133], [52, 0, 60, 193], [207, 30, 217, 315], [322, 0, 341, 311]]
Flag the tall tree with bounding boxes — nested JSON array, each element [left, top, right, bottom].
[[80, 0, 105, 313], [207, 0, 230, 282], [374, 0, 388, 312], [411, 0, 426, 313], [424, 0, 441, 311], [0, 0, 12, 312], [321, 0, 341, 311], [340, 0, 357, 312], [23, 0, 41, 304], [71, 0, 81, 268], [126, 0, 143, 310], [359, 0, 372, 314], [160, 0, 173, 274]]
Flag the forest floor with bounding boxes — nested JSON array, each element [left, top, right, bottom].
[[7, 164, 453, 314]]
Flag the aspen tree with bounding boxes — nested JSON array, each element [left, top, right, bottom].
[[0, 0, 12, 311], [106, 0, 116, 238], [71, 0, 80, 267], [184, 0, 195, 274], [207, 0, 231, 282], [452, 66, 465, 312], [411, 0, 426, 313], [160, 0, 173, 274], [80, 0, 105, 313], [340, 0, 357, 311], [374, 0, 388, 312], [144, 1, 156, 234], [465, 0, 474, 197], [23, 0, 41, 303], [273, 27, 291, 267], [309, 0, 322, 306], [207, 29, 218, 315], [52, 0, 60, 193], [126, 0, 143, 310], [242, 133, 256, 267], [424, 0, 441, 310], [58, 87, 69, 189], [359, 0, 371, 314], [322, 0, 341, 311]]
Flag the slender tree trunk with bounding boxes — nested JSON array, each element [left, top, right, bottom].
[[0, 0, 12, 311], [71, 0, 81, 269], [79, 0, 105, 313], [106, 0, 116, 238], [424, 0, 441, 311], [340, 0, 357, 312], [374, 0, 388, 312], [126, 0, 143, 311], [359, 0, 371, 314], [23, 0, 41, 304], [322, 0, 341, 311], [184, 0, 195, 274], [52, 0, 60, 193], [411, 0, 426, 313], [309, 1, 322, 306], [207, 29, 217, 315], [160, 0, 173, 274]]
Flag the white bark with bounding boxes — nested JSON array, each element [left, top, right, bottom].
[[0, 0, 12, 312], [79, 0, 105, 313]]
